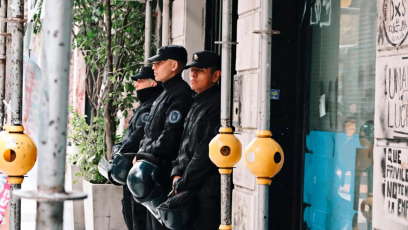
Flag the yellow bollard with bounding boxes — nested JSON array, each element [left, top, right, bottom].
[[244, 130, 284, 185], [209, 127, 242, 230], [244, 130, 284, 230], [209, 127, 242, 174], [0, 125, 37, 184]]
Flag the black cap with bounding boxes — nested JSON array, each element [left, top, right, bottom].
[[185, 51, 221, 70], [148, 45, 188, 63], [131, 66, 155, 81]]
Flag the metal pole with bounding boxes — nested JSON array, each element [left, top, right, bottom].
[[36, 0, 73, 229], [220, 0, 232, 128], [9, 0, 24, 125], [258, 184, 268, 230], [162, 0, 169, 46], [258, 1, 272, 229], [8, 0, 24, 228], [9, 184, 20, 230], [0, 0, 7, 126], [144, 0, 152, 65], [220, 174, 231, 226], [258, 0, 272, 131], [4, 0, 10, 109], [219, 0, 234, 228]]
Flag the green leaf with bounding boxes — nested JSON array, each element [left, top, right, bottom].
[[87, 30, 94, 38]]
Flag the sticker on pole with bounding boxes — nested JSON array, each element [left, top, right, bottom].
[[0, 172, 10, 225]]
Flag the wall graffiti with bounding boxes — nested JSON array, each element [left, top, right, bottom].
[[385, 64, 408, 132], [375, 56, 408, 138], [375, 1, 408, 229], [383, 147, 408, 223], [310, 0, 331, 27], [373, 145, 408, 228], [382, 0, 408, 46]]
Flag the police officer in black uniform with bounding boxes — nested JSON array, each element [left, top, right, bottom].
[[111, 66, 163, 230], [171, 51, 222, 230], [135, 45, 193, 230]]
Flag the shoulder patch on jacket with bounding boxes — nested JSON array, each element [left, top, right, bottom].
[[140, 112, 150, 123], [168, 110, 182, 124]]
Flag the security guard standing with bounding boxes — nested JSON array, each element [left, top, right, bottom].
[[134, 45, 193, 230], [170, 51, 222, 230], [111, 66, 163, 230]]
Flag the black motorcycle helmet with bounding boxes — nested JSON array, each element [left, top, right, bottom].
[[157, 190, 196, 230], [107, 153, 133, 185], [127, 160, 163, 203]]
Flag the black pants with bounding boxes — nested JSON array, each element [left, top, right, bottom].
[[192, 193, 220, 230], [146, 212, 169, 230], [122, 185, 148, 230]]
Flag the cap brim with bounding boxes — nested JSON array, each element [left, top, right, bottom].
[[185, 61, 207, 69], [148, 54, 167, 62], [131, 74, 148, 80]]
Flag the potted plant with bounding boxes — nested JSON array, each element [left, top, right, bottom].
[[67, 108, 107, 184], [67, 109, 113, 230], [67, 109, 126, 229]]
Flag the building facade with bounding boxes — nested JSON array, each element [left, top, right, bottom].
[[20, 0, 404, 229], [166, 0, 408, 229]]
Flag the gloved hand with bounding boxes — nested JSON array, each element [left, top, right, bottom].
[[111, 145, 122, 160]]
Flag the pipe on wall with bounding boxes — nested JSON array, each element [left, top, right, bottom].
[[258, 0, 272, 131], [257, 0, 273, 229], [0, 0, 6, 126], [144, 0, 152, 65], [219, 0, 235, 228], [9, 0, 23, 125], [8, 0, 24, 228], [162, 0, 170, 46], [220, 0, 233, 128]]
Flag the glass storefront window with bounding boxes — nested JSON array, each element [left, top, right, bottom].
[[303, 0, 376, 229]]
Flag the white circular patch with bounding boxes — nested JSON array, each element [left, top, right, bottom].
[[141, 112, 150, 123], [168, 110, 182, 124], [246, 152, 255, 164]]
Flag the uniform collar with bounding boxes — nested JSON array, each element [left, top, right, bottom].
[[136, 85, 163, 103], [162, 74, 182, 90], [193, 84, 220, 103]]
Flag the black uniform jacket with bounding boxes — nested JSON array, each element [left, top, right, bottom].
[[112, 85, 163, 161], [171, 84, 221, 195], [137, 74, 193, 180]]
